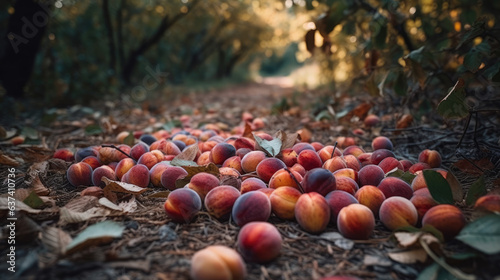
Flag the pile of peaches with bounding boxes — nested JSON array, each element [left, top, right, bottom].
[[56, 123, 498, 280]]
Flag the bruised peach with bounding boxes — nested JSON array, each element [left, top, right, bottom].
[[418, 149, 442, 168], [377, 177, 413, 199], [81, 156, 101, 170], [357, 152, 373, 166], [297, 149, 322, 171], [240, 178, 267, 194], [337, 204, 375, 240], [379, 196, 418, 231], [358, 165, 384, 187], [325, 190, 359, 224], [237, 222, 282, 263], [91, 165, 117, 187], [222, 156, 243, 174], [232, 191, 271, 227], [318, 145, 342, 163], [334, 177, 359, 196], [277, 148, 298, 167], [66, 162, 93, 187], [378, 157, 403, 174], [302, 168, 336, 196], [161, 166, 188, 190], [164, 188, 201, 223], [268, 168, 303, 190], [474, 194, 500, 213], [190, 245, 246, 280], [370, 149, 396, 165], [130, 142, 149, 161], [354, 185, 386, 216], [269, 186, 301, 220], [122, 164, 150, 188], [210, 143, 236, 165], [204, 185, 241, 221], [256, 158, 286, 183], [241, 151, 266, 173], [187, 172, 220, 201], [149, 162, 170, 188], [53, 148, 75, 162], [371, 136, 393, 151], [295, 192, 331, 234], [422, 204, 466, 240], [342, 146, 365, 158]]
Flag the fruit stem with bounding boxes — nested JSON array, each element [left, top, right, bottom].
[[330, 141, 338, 159]]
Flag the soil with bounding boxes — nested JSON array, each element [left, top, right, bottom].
[[1, 80, 499, 280]]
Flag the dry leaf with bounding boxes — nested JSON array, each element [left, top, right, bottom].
[[172, 144, 199, 162], [394, 232, 423, 248], [98, 197, 123, 211], [296, 128, 312, 143], [388, 248, 428, 264], [396, 114, 413, 130], [65, 220, 125, 255], [41, 226, 73, 255], [275, 130, 298, 150], [453, 158, 494, 176], [242, 122, 254, 139], [352, 102, 372, 118], [31, 176, 50, 196], [0, 154, 20, 167], [64, 196, 99, 212], [58, 207, 103, 224], [102, 177, 149, 194]]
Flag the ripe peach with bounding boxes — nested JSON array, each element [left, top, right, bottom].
[[337, 204, 375, 240], [257, 188, 274, 198], [190, 245, 246, 280], [277, 148, 298, 167], [336, 136, 356, 148], [269, 186, 301, 220], [219, 167, 241, 178], [137, 151, 161, 169], [297, 149, 322, 171], [378, 157, 403, 174], [323, 157, 347, 173], [357, 152, 373, 166], [130, 142, 149, 161], [268, 168, 303, 190], [222, 156, 243, 174], [410, 192, 438, 223], [139, 134, 157, 145], [197, 151, 211, 165], [370, 149, 396, 165], [91, 165, 117, 187], [240, 178, 267, 194], [354, 185, 386, 216], [81, 156, 101, 170], [399, 159, 413, 172], [371, 136, 393, 151], [289, 163, 306, 177], [241, 151, 266, 173], [210, 143, 236, 165], [199, 130, 217, 142], [66, 162, 93, 187], [325, 190, 359, 224], [302, 168, 336, 196], [334, 177, 359, 196], [344, 155, 361, 171], [98, 146, 129, 164], [204, 185, 241, 221], [234, 137, 255, 151], [187, 172, 220, 201], [153, 129, 170, 140], [161, 166, 188, 190], [408, 162, 431, 174], [474, 194, 500, 213], [122, 164, 150, 188], [237, 222, 282, 263], [292, 142, 316, 154], [236, 148, 252, 159], [252, 118, 265, 130], [232, 191, 271, 227], [254, 132, 272, 141], [107, 161, 118, 171], [201, 140, 218, 153], [75, 146, 98, 162], [333, 168, 359, 183], [150, 139, 181, 156], [342, 146, 365, 158], [410, 169, 448, 192], [418, 149, 442, 168], [149, 162, 170, 188], [115, 158, 136, 180], [377, 177, 413, 199], [358, 165, 384, 187], [311, 142, 324, 151], [318, 145, 342, 162], [379, 196, 418, 231], [164, 188, 202, 223], [256, 158, 286, 183], [422, 204, 466, 240], [53, 148, 75, 162], [172, 140, 186, 151], [364, 114, 380, 127], [295, 192, 331, 234]]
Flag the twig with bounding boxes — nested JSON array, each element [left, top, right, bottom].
[[101, 144, 134, 159]]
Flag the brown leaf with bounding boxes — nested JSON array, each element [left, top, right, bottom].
[[388, 248, 428, 264], [394, 232, 423, 248], [58, 207, 105, 225], [275, 130, 298, 150], [296, 128, 312, 143], [41, 226, 73, 256], [0, 154, 20, 166], [242, 122, 254, 139], [446, 170, 464, 202], [64, 196, 99, 212], [172, 143, 199, 162], [102, 177, 149, 194], [396, 114, 414, 130], [352, 103, 372, 119], [31, 176, 50, 196], [453, 158, 494, 176]]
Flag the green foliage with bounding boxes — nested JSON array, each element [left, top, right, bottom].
[[423, 170, 454, 204], [456, 214, 500, 255], [465, 176, 487, 206]]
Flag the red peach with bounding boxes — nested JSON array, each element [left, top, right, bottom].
[[289, 163, 306, 177], [277, 148, 298, 167], [370, 149, 396, 165], [377, 177, 413, 199], [358, 165, 384, 187], [342, 146, 365, 158], [474, 194, 500, 213], [232, 191, 271, 227], [399, 159, 413, 172], [378, 157, 404, 174], [186, 172, 220, 201], [161, 166, 188, 190], [255, 158, 286, 183], [410, 193, 438, 223], [311, 142, 324, 151], [190, 245, 246, 280], [75, 146, 98, 162], [371, 136, 393, 151], [325, 190, 359, 224], [91, 165, 117, 187], [337, 204, 375, 240], [295, 192, 331, 234], [408, 162, 431, 174], [333, 168, 359, 183], [115, 158, 136, 180], [257, 188, 274, 198], [268, 168, 303, 190], [150, 139, 181, 156], [149, 162, 170, 188], [53, 148, 74, 161], [241, 151, 266, 173], [236, 148, 252, 159], [292, 142, 315, 154], [336, 136, 356, 148], [302, 168, 336, 196], [422, 204, 466, 240], [240, 178, 267, 194], [164, 188, 202, 223], [357, 153, 373, 166], [364, 114, 380, 127], [379, 196, 418, 231], [81, 156, 101, 170], [66, 162, 93, 187], [210, 143, 236, 165], [122, 164, 150, 188], [318, 145, 342, 163], [204, 185, 241, 221], [334, 177, 359, 196], [269, 186, 302, 220], [197, 151, 211, 165], [137, 151, 160, 170], [354, 185, 386, 216], [234, 137, 255, 151], [222, 156, 243, 174], [418, 149, 442, 168], [323, 157, 347, 173], [237, 222, 282, 263], [297, 149, 322, 171], [130, 142, 149, 161]]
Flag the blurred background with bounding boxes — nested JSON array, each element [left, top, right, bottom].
[[1, 0, 499, 110]]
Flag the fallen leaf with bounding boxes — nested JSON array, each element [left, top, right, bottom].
[[171, 144, 199, 165], [363, 254, 392, 266], [453, 158, 494, 176], [396, 114, 413, 130], [388, 248, 428, 264], [58, 207, 104, 224], [65, 220, 125, 255], [275, 130, 298, 150], [253, 133, 282, 157], [352, 102, 372, 118], [394, 232, 423, 248], [102, 177, 149, 194], [146, 191, 170, 198], [23, 191, 45, 209], [41, 226, 73, 256], [64, 196, 99, 212], [0, 197, 41, 214], [31, 176, 50, 196], [0, 154, 20, 167]]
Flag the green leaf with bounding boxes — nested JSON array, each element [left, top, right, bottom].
[[386, 169, 417, 185], [437, 78, 470, 119], [23, 191, 44, 209], [445, 170, 464, 202], [21, 126, 39, 139], [423, 170, 454, 204], [394, 70, 408, 96], [417, 263, 440, 280], [455, 214, 500, 255], [66, 221, 125, 255], [123, 132, 135, 147], [371, 14, 388, 49], [85, 124, 103, 136], [482, 63, 500, 81], [463, 50, 482, 73], [253, 133, 282, 157], [465, 176, 487, 206]]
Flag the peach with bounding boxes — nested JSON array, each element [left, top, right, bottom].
[[370, 149, 396, 165], [204, 185, 241, 221], [115, 158, 136, 180], [200, 140, 218, 153], [210, 143, 236, 165], [81, 156, 101, 170], [289, 163, 306, 177], [219, 167, 241, 178], [236, 148, 252, 159], [150, 139, 181, 156], [75, 146, 98, 162], [474, 194, 500, 213], [161, 166, 188, 190], [222, 156, 243, 174], [358, 165, 384, 187], [364, 114, 380, 127], [237, 222, 282, 263], [53, 148, 75, 161], [410, 169, 448, 192], [164, 188, 202, 223], [130, 142, 149, 161], [377, 177, 413, 199], [199, 130, 217, 142], [337, 204, 375, 240], [256, 158, 286, 183], [149, 162, 170, 188], [172, 140, 186, 151], [268, 168, 303, 190], [292, 142, 316, 154], [410, 192, 438, 223], [399, 159, 413, 172], [342, 146, 365, 158], [378, 157, 403, 174], [187, 172, 220, 201], [139, 134, 157, 145], [197, 151, 211, 165], [234, 137, 255, 151], [252, 118, 265, 130], [323, 157, 347, 173], [357, 152, 373, 166], [190, 245, 246, 280], [91, 165, 117, 187], [98, 146, 129, 164], [122, 164, 150, 188], [333, 168, 359, 183], [354, 185, 386, 216], [310, 142, 324, 151], [418, 149, 442, 168], [66, 162, 93, 187], [241, 151, 266, 173], [240, 178, 267, 194], [269, 186, 301, 220], [325, 190, 359, 224], [371, 136, 393, 151], [295, 192, 331, 234], [108, 161, 118, 171], [302, 168, 336, 196], [137, 151, 161, 170], [153, 129, 170, 140], [232, 191, 271, 227], [336, 136, 356, 148], [257, 188, 274, 198], [297, 149, 322, 171], [344, 155, 361, 171], [422, 204, 466, 240], [379, 196, 418, 231], [335, 177, 359, 196], [318, 145, 342, 162], [277, 148, 298, 167], [408, 162, 431, 174]]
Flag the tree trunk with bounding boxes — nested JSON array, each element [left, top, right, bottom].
[[102, 0, 116, 71]]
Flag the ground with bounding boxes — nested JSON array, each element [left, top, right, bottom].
[[1, 80, 499, 280]]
